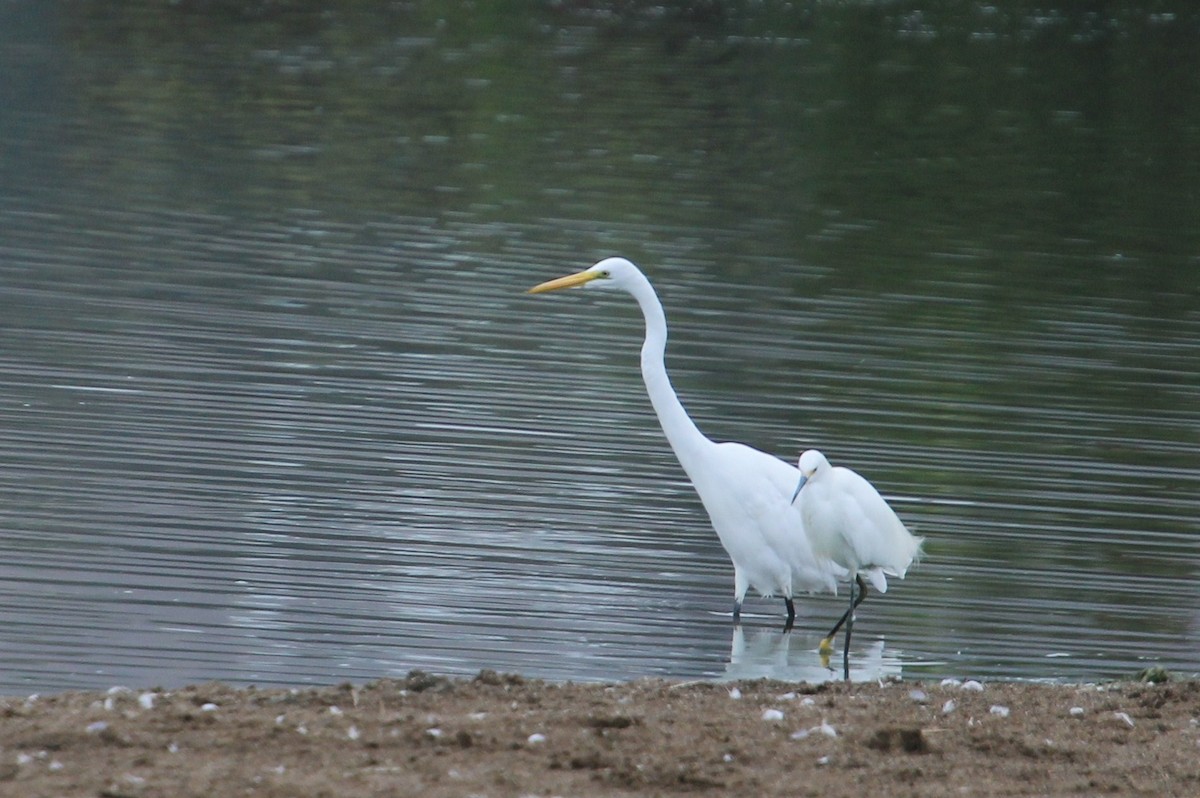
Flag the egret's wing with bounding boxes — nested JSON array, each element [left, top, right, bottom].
[[834, 467, 919, 577], [709, 443, 844, 593]]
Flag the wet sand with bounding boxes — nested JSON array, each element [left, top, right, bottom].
[[1, 671, 1197, 797]]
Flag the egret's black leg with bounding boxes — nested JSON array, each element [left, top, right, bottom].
[[842, 577, 855, 681], [783, 597, 796, 633], [733, 599, 742, 625], [822, 575, 869, 644]]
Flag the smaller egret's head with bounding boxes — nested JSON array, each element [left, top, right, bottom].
[[790, 449, 829, 503], [527, 257, 641, 295]]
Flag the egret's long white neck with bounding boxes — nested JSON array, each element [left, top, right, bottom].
[[624, 271, 713, 467]]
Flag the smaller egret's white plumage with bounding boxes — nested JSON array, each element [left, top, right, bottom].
[[791, 449, 922, 679]]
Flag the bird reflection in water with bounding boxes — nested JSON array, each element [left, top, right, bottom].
[[722, 625, 903, 684]]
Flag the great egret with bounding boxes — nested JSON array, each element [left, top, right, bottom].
[[791, 448, 922, 679], [529, 257, 841, 628]]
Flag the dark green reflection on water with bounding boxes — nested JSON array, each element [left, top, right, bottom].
[[48, 3, 1198, 263]]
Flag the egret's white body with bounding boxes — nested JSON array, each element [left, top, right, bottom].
[[793, 449, 921, 594], [530, 258, 841, 624], [792, 448, 922, 677]]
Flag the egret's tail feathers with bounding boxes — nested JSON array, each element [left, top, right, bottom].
[[885, 534, 925, 581]]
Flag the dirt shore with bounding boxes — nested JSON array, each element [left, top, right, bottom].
[[1, 671, 1197, 797]]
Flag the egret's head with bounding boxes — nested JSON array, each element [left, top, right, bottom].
[[790, 449, 829, 503], [527, 257, 641, 294], [797, 449, 828, 478]]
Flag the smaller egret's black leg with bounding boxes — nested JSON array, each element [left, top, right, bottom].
[[732, 599, 742, 625], [783, 597, 796, 633], [821, 575, 869, 650], [842, 577, 856, 681]]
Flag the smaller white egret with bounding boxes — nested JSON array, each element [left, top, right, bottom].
[[791, 449, 922, 680]]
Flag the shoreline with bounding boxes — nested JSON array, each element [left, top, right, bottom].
[[2, 671, 1198, 796]]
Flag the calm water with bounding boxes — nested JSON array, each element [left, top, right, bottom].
[[0, 3, 1197, 693]]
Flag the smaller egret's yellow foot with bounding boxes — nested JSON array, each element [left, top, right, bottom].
[[818, 637, 835, 655]]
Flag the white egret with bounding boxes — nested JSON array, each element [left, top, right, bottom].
[[529, 257, 841, 628], [791, 448, 922, 679]]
